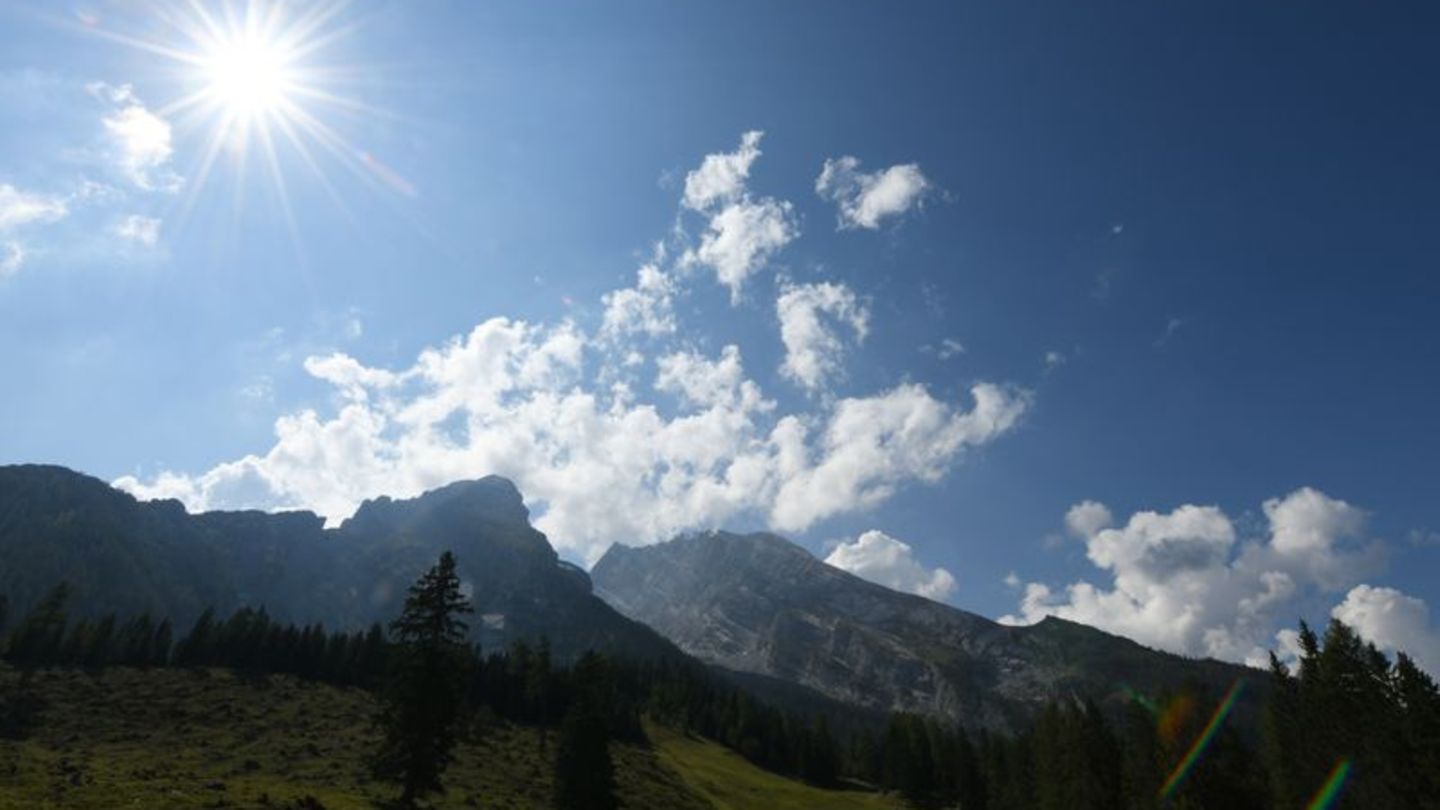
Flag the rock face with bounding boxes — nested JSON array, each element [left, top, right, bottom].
[[0, 465, 676, 662], [592, 530, 1259, 731]]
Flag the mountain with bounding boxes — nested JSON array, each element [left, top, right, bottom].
[[591, 530, 1261, 732], [0, 464, 673, 662]]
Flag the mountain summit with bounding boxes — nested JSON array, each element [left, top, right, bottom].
[[592, 530, 1257, 731], [0, 464, 672, 662]]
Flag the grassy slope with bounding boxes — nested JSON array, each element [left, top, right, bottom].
[[646, 722, 902, 810], [0, 666, 710, 810]]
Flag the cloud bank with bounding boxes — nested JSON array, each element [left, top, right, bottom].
[[999, 487, 1440, 672], [116, 133, 1028, 564]]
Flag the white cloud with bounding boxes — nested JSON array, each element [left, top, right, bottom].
[[937, 338, 965, 360], [1332, 585, 1440, 675], [655, 345, 771, 413], [680, 132, 797, 302], [0, 184, 68, 230], [683, 130, 763, 211], [93, 83, 180, 192], [113, 130, 1030, 566], [825, 529, 956, 602], [1044, 350, 1066, 369], [769, 382, 1028, 532], [116, 319, 1026, 565], [601, 263, 677, 341], [1003, 488, 1385, 667], [111, 214, 161, 246], [776, 281, 869, 394], [815, 156, 930, 230], [0, 242, 23, 276], [689, 198, 796, 303]]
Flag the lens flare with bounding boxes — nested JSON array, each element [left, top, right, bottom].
[[1305, 759, 1352, 810], [1158, 680, 1245, 799], [50, 0, 415, 239]]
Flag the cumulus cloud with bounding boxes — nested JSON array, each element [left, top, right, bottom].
[[825, 529, 956, 601], [600, 263, 676, 341], [1332, 585, 1440, 674], [680, 132, 797, 302], [92, 83, 181, 192], [655, 345, 771, 413], [776, 281, 869, 394], [683, 130, 763, 211], [1002, 488, 1385, 667], [769, 382, 1028, 532], [116, 318, 1027, 564], [111, 214, 160, 246], [816, 156, 930, 230], [114, 130, 1028, 565]]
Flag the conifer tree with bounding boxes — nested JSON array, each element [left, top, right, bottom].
[[7, 583, 71, 673], [372, 551, 474, 807], [553, 651, 618, 810]]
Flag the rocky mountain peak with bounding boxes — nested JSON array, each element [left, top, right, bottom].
[[593, 528, 1260, 732]]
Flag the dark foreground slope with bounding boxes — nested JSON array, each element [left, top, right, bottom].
[[0, 464, 672, 662], [0, 665, 712, 809], [593, 530, 1260, 732]]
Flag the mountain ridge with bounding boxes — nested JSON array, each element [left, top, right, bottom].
[[592, 529, 1261, 732], [0, 464, 666, 663]]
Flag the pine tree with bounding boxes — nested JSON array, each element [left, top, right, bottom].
[[372, 551, 475, 807], [553, 651, 618, 810], [7, 583, 72, 673]]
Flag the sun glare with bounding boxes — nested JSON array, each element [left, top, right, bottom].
[[203, 34, 295, 117], [65, 0, 414, 233]]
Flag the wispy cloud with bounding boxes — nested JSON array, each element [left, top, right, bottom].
[[90, 82, 181, 193], [111, 214, 161, 247], [1154, 315, 1186, 348]]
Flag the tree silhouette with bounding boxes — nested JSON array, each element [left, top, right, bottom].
[[553, 651, 618, 810], [372, 551, 474, 807]]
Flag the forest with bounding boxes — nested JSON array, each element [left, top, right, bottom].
[[2, 553, 1438, 809]]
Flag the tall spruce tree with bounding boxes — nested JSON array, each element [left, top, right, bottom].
[[7, 582, 71, 674], [552, 651, 618, 810], [372, 551, 474, 807]]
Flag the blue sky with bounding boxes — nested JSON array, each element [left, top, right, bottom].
[[1, 1, 1437, 670]]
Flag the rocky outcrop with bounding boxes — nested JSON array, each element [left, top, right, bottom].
[[592, 530, 1260, 731]]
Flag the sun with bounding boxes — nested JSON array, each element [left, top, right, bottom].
[[201, 32, 297, 119], [64, 0, 413, 232]]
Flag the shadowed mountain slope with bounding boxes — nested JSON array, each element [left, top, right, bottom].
[[0, 464, 673, 662]]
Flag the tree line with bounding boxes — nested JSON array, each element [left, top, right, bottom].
[[3, 560, 1439, 809]]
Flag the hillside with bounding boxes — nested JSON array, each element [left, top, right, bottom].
[[0, 664, 717, 809], [0, 465, 675, 663], [593, 530, 1262, 732], [645, 722, 901, 810]]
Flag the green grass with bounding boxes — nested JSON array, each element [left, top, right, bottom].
[[647, 722, 903, 810], [0, 666, 709, 809]]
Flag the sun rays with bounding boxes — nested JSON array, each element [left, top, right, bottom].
[[62, 0, 413, 237]]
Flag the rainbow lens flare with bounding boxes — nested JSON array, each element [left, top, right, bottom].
[[1305, 758, 1352, 810], [1158, 680, 1245, 799]]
